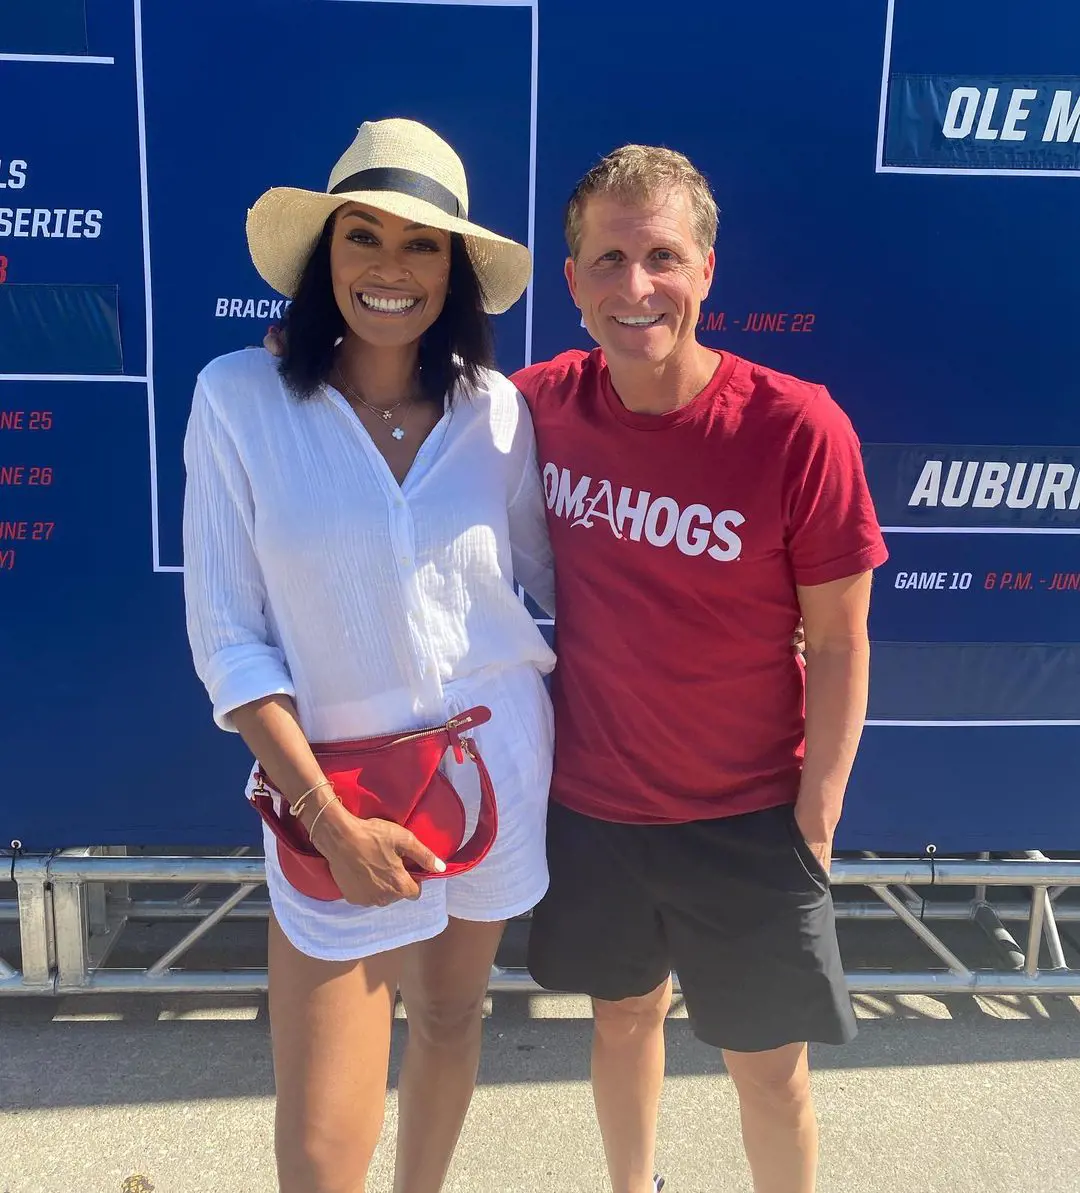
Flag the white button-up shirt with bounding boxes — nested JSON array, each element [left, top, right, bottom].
[[182, 349, 556, 742]]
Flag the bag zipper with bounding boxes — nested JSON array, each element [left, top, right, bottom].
[[252, 712, 478, 799], [317, 711, 477, 753]]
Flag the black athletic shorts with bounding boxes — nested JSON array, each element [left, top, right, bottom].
[[527, 800, 857, 1053]]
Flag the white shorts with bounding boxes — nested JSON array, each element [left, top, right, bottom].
[[259, 665, 554, 961]]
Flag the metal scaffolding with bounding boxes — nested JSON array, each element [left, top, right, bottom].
[[1, 849, 1078, 996]]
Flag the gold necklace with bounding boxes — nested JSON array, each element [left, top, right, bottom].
[[334, 369, 415, 440]]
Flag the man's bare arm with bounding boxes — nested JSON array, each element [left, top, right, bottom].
[[793, 571, 874, 872]]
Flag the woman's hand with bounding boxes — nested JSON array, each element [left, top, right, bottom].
[[306, 799, 446, 907]]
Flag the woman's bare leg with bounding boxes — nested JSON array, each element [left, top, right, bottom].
[[269, 913, 405, 1193], [393, 917, 507, 1193]]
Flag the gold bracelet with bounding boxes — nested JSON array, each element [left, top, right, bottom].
[[306, 794, 342, 849], [290, 779, 334, 821]]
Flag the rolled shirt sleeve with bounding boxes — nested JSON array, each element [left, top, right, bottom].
[[182, 374, 295, 731]]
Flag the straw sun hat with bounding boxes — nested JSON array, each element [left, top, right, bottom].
[[246, 118, 531, 315]]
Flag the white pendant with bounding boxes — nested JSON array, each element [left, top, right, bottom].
[[391, 427, 405, 441]]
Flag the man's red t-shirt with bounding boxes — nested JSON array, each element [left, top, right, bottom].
[[511, 348, 888, 825]]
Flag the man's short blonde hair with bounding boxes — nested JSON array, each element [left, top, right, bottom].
[[564, 144, 719, 260]]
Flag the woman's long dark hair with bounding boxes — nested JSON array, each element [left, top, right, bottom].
[[277, 210, 494, 403]]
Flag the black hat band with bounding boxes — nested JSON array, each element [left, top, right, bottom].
[[330, 167, 464, 219]]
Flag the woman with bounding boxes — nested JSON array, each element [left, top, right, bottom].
[[182, 118, 555, 1193]]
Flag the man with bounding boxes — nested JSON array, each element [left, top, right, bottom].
[[510, 145, 887, 1193]]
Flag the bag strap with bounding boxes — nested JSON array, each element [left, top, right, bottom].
[[431, 736, 498, 877], [250, 786, 323, 855]]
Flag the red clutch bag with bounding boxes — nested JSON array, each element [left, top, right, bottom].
[[249, 706, 497, 902]]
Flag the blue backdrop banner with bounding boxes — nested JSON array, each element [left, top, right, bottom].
[[2, 0, 1078, 852]]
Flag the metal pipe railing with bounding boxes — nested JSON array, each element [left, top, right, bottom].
[[27, 854, 1080, 887], [3, 897, 1080, 925], [39, 966, 1080, 997], [3, 851, 1077, 996]]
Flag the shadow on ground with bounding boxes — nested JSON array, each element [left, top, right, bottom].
[[2, 985, 1079, 1112]]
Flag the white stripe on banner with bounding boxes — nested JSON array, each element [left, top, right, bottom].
[[882, 526, 1080, 535], [0, 54, 115, 64], [866, 720, 1080, 728]]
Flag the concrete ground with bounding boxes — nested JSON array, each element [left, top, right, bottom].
[[2, 986, 1079, 1193], [2, 913, 1079, 1192]]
